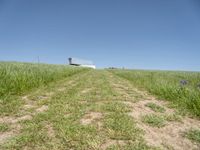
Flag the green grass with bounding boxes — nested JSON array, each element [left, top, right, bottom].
[[142, 114, 166, 128], [0, 123, 9, 132], [0, 70, 156, 150], [145, 103, 165, 113], [110, 69, 200, 117], [0, 61, 88, 97], [142, 113, 182, 128], [1, 65, 198, 149], [164, 113, 182, 122], [185, 128, 200, 143], [101, 101, 131, 113], [1, 71, 101, 149], [104, 113, 143, 140]]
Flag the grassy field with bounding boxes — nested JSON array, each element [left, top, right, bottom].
[[0, 62, 89, 116], [0, 62, 200, 149], [0, 62, 88, 97], [110, 69, 200, 117]]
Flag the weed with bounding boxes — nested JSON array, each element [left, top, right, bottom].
[[145, 103, 165, 113], [164, 113, 182, 122], [142, 114, 166, 128], [0, 123, 9, 132]]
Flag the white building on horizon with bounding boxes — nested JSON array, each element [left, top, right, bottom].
[[68, 57, 96, 69]]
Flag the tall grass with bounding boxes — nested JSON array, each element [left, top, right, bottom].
[[0, 62, 88, 97], [110, 69, 200, 117]]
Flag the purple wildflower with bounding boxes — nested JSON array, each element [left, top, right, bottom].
[[180, 80, 188, 86]]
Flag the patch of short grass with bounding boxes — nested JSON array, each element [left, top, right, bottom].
[[142, 113, 182, 128], [0, 95, 24, 116], [185, 128, 200, 143], [0, 123, 9, 132], [104, 113, 142, 140], [101, 102, 131, 113], [142, 114, 166, 128], [145, 102, 165, 113], [164, 113, 182, 122], [1, 117, 51, 149]]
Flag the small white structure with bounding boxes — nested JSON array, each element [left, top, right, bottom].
[[68, 57, 96, 69]]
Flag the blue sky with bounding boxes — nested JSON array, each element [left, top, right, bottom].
[[0, 0, 200, 70]]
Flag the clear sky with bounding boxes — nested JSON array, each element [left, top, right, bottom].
[[0, 0, 200, 71]]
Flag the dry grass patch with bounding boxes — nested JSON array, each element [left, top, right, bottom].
[[0, 124, 21, 145], [45, 123, 55, 138], [80, 112, 103, 125], [0, 115, 32, 124], [35, 105, 48, 113], [0, 131, 16, 145], [100, 139, 126, 150], [80, 88, 92, 94]]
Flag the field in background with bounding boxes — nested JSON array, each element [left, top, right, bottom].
[[110, 69, 200, 117]]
